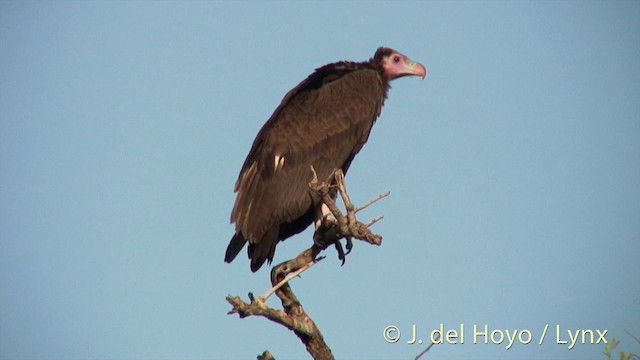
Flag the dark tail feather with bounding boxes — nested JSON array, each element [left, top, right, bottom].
[[248, 228, 279, 272], [225, 233, 247, 263], [226, 229, 278, 272]]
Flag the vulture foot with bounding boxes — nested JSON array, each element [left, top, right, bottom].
[[309, 167, 386, 265]]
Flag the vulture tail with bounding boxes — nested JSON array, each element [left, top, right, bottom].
[[224, 233, 247, 263], [248, 228, 279, 272]]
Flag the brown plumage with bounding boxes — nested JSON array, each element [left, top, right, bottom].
[[225, 47, 426, 272]]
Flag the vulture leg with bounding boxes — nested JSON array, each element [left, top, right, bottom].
[[314, 203, 336, 229], [314, 202, 350, 265], [332, 170, 356, 263]]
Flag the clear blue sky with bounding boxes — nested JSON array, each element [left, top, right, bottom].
[[1, 1, 639, 359]]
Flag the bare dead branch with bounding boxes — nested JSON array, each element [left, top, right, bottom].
[[226, 295, 302, 332], [356, 191, 390, 213], [626, 329, 640, 345], [415, 333, 441, 360], [364, 215, 384, 227], [259, 256, 324, 301], [227, 168, 388, 360], [226, 245, 333, 359]]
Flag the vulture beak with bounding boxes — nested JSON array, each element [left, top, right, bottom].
[[407, 59, 427, 79], [388, 55, 426, 80], [382, 50, 427, 80]]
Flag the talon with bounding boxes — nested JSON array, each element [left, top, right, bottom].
[[345, 237, 353, 255], [334, 241, 346, 265]]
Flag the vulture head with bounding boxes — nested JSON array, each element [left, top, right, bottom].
[[374, 47, 427, 81]]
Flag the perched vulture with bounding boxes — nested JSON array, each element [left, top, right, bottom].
[[225, 47, 426, 272]]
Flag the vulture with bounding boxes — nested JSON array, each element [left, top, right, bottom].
[[225, 47, 426, 272]]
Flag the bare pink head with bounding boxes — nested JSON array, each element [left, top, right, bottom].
[[374, 47, 427, 81]]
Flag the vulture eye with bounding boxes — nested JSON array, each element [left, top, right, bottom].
[[392, 55, 401, 63]]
